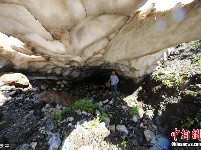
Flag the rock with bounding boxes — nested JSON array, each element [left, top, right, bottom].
[[78, 145, 93, 150], [140, 123, 144, 128], [0, 85, 15, 91], [41, 84, 48, 90], [144, 110, 154, 119], [31, 87, 39, 92], [61, 83, 65, 88], [109, 100, 113, 105], [61, 138, 69, 150], [98, 101, 103, 109], [68, 123, 72, 128], [109, 125, 115, 133], [116, 125, 128, 134], [48, 133, 61, 150], [0, 92, 8, 106], [67, 120, 109, 150], [67, 117, 74, 122], [102, 99, 109, 104], [76, 118, 87, 125], [138, 107, 145, 119], [98, 122, 106, 128], [56, 104, 62, 110], [132, 115, 138, 123], [95, 110, 101, 116], [143, 119, 148, 125], [75, 109, 82, 115], [103, 105, 110, 110], [195, 84, 201, 89], [0, 73, 29, 88], [0, 80, 4, 86], [122, 106, 128, 111], [82, 111, 91, 116], [144, 130, 153, 142], [102, 117, 110, 128], [30, 142, 37, 149]]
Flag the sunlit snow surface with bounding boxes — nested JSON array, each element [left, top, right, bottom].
[[139, 0, 194, 12]]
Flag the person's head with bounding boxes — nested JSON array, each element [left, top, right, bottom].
[[112, 70, 115, 75]]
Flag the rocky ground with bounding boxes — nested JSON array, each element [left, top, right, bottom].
[[0, 41, 201, 150]]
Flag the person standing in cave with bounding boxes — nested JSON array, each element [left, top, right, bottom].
[[108, 70, 119, 97]]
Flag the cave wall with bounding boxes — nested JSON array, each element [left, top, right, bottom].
[[0, 0, 200, 82]]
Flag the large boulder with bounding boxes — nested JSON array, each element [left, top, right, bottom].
[[0, 73, 29, 88]]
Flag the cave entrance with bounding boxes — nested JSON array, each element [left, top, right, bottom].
[[83, 68, 138, 95]]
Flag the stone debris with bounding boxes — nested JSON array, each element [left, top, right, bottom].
[[144, 130, 153, 142], [132, 115, 138, 123], [48, 133, 61, 150], [116, 125, 128, 134], [109, 125, 116, 133], [41, 84, 49, 90]]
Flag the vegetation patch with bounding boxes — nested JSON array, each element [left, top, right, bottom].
[[88, 116, 101, 127], [188, 40, 201, 50], [72, 99, 97, 114], [130, 106, 138, 116], [100, 111, 109, 121], [180, 110, 201, 130], [121, 140, 127, 148], [191, 54, 201, 66], [162, 80, 173, 88], [185, 90, 197, 97]]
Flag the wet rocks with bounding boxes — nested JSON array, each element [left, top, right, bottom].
[[0, 73, 30, 88]]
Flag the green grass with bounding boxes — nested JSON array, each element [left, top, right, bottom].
[[130, 98, 138, 104], [72, 99, 97, 114], [189, 40, 201, 50], [185, 90, 197, 97], [191, 54, 201, 66], [175, 76, 184, 87], [166, 73, 175, 80], [89, 116, 100, 127], [181, 110, 201, 129], [130, 106, 138, 115], [182, 52, 189, 57], [100, 111, 109, 121], [162, 80, 173, 88], [54, 111, 63, 121], [121, 140, 127, 148], [153, 68, 165, 80]]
